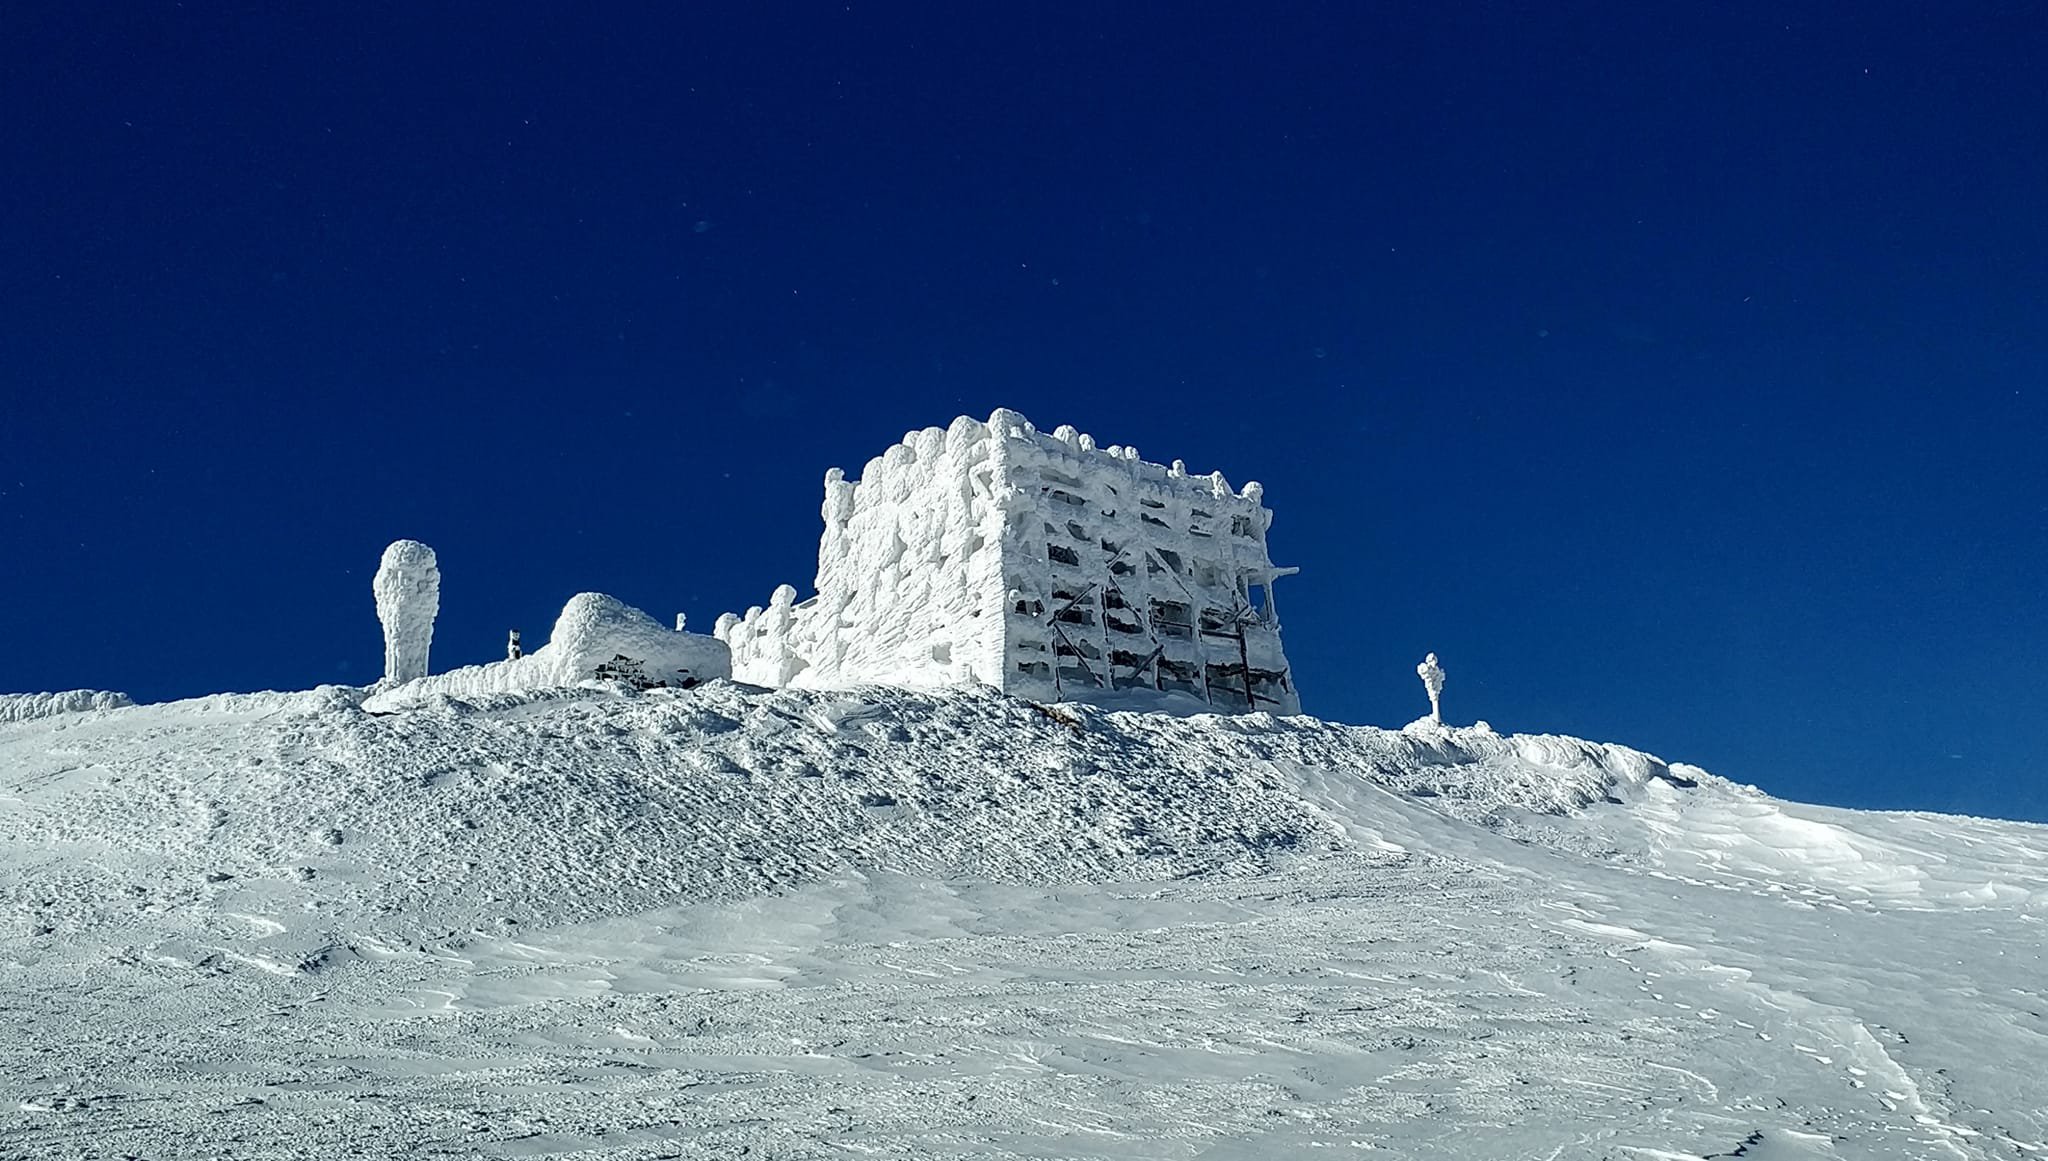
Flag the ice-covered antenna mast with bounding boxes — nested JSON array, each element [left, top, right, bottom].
[[1417, 652, 1445, 725], [373, 540, 440, 685]]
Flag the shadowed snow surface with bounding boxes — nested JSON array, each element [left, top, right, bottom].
[[1, 682, 2043, 1158]]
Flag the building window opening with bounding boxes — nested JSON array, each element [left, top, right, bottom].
[[1054, 605, 1096, 628]]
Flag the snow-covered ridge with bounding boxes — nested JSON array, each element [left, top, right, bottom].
[[9, 679, 2036, 939], [0, 688, 133, 723], [6, 680, 2046, 1156], [12, 406, 2047, 1155]]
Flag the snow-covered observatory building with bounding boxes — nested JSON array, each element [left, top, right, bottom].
[[719, 409, 1299, 713]]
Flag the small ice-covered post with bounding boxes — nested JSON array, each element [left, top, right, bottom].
[[373, 540, 440, 684], [507, 629, 523, 660], [1417, 652, 1445, 724]]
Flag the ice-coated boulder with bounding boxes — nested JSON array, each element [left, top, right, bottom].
[[374, 540, 441, 685]]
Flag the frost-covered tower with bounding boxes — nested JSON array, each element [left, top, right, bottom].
[[719, 409, 1299, 713]]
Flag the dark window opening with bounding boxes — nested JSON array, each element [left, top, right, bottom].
[[1040, 467, 1083, 488]]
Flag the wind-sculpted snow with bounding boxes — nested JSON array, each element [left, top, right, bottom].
[[0, 689, 133, 723], [1, 684, 2043, 1158], [363, 592, 730, 712]]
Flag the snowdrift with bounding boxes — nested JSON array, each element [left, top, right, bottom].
[[3, 682, 2044, 1158], [1, 682, 1729, 940]]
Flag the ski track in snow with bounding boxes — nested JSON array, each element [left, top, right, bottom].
[[1, 681, 2043, 1159]]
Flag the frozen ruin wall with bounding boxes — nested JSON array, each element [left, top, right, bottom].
[[984, 410, 1299, 713], [719, 414, 1012, 690], [721, 409, 1299, 713]]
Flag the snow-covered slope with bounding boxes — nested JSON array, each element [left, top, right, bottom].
[[1, 682, 2042, 1158]]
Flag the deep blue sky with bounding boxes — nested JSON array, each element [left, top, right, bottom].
[[4, 4, 2044, 820]]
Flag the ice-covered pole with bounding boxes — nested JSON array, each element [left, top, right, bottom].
[[373, 539, 440, 684], [1417, 652, 1445, 724]]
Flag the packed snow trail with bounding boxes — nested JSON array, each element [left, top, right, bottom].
[[1, 682, 2042, 1158]]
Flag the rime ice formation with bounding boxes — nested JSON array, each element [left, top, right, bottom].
[[720, 409, 1298, 712], [1418, 652, 1445, 723], [363, 592, 729, 711], [372, 540, 441, 684], [541, 593, 728, 689], [0, 689, 133, 723]]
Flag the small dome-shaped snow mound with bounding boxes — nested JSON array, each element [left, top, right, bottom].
[[548, 592, 711, 686]]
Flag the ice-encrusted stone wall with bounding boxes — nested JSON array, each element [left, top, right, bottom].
[[720, 415, 1011, 690], [721, 409, 1299, 712]]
